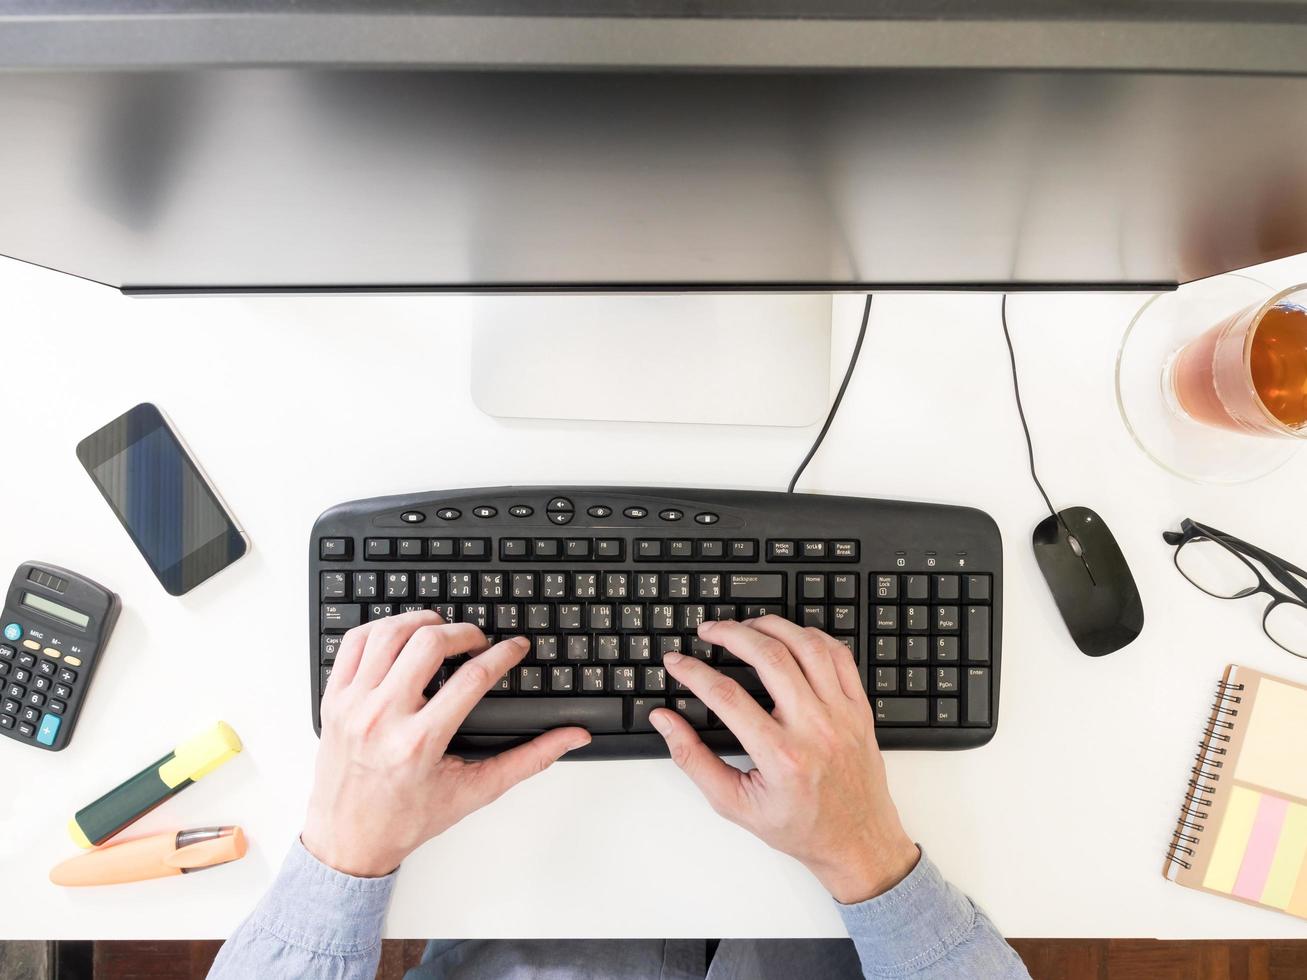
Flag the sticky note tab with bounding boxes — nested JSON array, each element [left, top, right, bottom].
[[1233, 794, 1288, 901], [1204, 785, 1260, 894], [1234, 680, 1307, 799], [1262, 802, 1307, 909]]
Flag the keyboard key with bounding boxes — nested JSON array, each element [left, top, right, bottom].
[[831, 574, 857, 600], [365, 538, 393, 559], [966, 575, 992, 602], [873, 574, 898, 600], [550, 666, 575, 692], [534, 538, 562, 560], [668, 540, 693, 559], [831, 541, 858, 561], [698, 540, 725, 559], [904, 667, 928, 693], [533, 636, 559, 661], [936, 667, 959, 693], [935, 575, 961, 601], [801, 606, 826, 629], [672, 697, 709, 728], [565, 539, 592, 559], [566, 636, 591, 661], [935, 636, 960, 661], [637, 540, 663, 559], [385, 572, 411, 600], [903, 636, 929, 662], [501, 538, 529, 559], [650, 605, 675, 631], [835, 636, 859, 662], [935, 606, 960, 632], [596, 635, 621, 660], [875, 636, 898, 662], [904, 575, 929, 601], [874, 698, 929, 726], [417, 572, 442, 599], [642, 666, 667, 692], [626, 636, 652, 661], [572, 573, 598, 599], [596, 539, 624, 559], [728, 574, 784, 599], [526, 604, 552, 630], [604, 573, 630, 599], [321, 604, 362, 632], [665, 574, 690, 599], [588, 605, 613, 630], [934, 698, 959, 725], [658, 636, 682, 655], [321, 572, 347, 599], [558, 605, 582, 630], [730, 540, 758, 560], [874, 667, 897, 692], [966, 607, 991, 662], [873, 606, 898, 632], [353, 572, 378, 599], [429, 538, 456, 558], [461, 538, 490, 560], [518, 666, 543, 691], [581, 666, 606, 691], [320, 537, 351, 560], [637, 574, 660, 599], [768, 540, 796, 560], [831, 606, 857, 633], [629, 697, 665, 732], [398, 538, 424, 558], [512, 573, 537, 598], [620, 605, 645, 630], [368, 603, 395, 621], [904, 606, 929, 633], [611, 666, 636, 691], [494, 603, 520, 631], [448, 573, 474, 598], [801, 541, 827, 559], [543, 573, 567, 598], [800, 574, 826, 600], [461, 697, 624, 734], [965, 668, 991, 726]]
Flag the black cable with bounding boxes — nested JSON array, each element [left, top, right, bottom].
[[787, 293, 873, 494], [1001, 294, 1090, 577]]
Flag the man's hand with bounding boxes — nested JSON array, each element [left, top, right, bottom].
[[301, 611, 590, 877], [650, 616, 919, 904]]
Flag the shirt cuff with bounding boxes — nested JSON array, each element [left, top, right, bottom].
[[247, 839, 397, 957], [835, 847, 977, 975]]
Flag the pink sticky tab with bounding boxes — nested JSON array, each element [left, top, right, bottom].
[[1234, 794, 1290, 901]]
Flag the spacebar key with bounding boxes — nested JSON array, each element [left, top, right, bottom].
[[460, 699, 625, 735]]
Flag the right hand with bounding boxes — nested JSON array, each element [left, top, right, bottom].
[[650, 616, 920, 904]]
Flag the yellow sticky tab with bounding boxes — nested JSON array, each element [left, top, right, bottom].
[[1204, 785, 1261, 894], [1263, 803, 1307, 909], [158, 721, 242, 788]]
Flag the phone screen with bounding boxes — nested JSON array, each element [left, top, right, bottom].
[[77, 404, 246, 594]]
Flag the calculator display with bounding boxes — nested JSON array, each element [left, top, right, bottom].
[[21, 591, 90, 629]]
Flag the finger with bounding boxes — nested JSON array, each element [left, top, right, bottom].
[[378, 623, 490, 707], [829, 639, 865, 702], [352, 610, 444, 690], [649, 708, 747, 818], [697, 620, 818, 713], [323, 621, 377, 692], [744, 616, 845, 703], [466, 726, 592, 807], [660, 652, 781, 762], [418, 636, 532, 741]]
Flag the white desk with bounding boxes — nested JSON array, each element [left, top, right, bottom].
[[4, 253, 1307, 941]]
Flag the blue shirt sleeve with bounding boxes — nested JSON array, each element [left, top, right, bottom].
[[836, 848, 1030, 979], [208, 839, 396, 980]]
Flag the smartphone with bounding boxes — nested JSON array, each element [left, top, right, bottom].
[[76, 403, 248, 595]]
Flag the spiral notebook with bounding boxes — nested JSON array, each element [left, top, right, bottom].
[[1164, 665, 1307, 919]]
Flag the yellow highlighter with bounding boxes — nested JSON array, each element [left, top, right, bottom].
[[51, 826, 248, 886], [68, 721, 242, 848]]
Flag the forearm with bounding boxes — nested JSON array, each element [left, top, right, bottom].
[[837, 849, 1029, 979], [208, 839, 396, 980]]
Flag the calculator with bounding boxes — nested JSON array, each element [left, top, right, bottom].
[[1, 562, 120, 750]]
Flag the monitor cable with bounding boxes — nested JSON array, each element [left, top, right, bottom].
[[787, 293, 873, 493]]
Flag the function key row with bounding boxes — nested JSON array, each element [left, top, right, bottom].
[[321, 537, 772, 563], [767, 540, 859, 562]]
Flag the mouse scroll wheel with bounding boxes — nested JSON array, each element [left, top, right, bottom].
[[1068, 535, 1084, 558]]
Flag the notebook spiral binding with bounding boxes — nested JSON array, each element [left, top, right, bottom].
[[1166, 680, 1245, 871]]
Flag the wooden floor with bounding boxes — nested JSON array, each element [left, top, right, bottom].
[[15, 939, 1287, 978]]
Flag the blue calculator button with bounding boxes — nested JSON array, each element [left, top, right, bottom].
[[3, 624, 21, 642], [36, 712, 60, 746]]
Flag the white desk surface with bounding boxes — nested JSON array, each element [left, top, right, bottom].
[[4, 253, 1307, 942]]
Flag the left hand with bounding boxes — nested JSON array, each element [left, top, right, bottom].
[[301, 611, 591, 877]]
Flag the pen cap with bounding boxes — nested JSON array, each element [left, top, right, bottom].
[[159, 721, 242, 787]]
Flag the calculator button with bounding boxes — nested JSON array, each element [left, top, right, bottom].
[[17, 721, 35, 738], [1, 698, 18, 714], [21, 706, 40, 724], [43, 647, 60, 659], [22, 639, 39, 651], [37, 660, 56, 676], [0, 714, 11, 729], [3, 624, 21, 642], [26, 691, 44, 707], [33, 676, 50, 692], [57, 668, 77, 684], [13, 668, 30, 684], [18, 651, 35, 669], [47, 699, 66, 715], [0, 645, 13, 660], [63, 655, 82, 667], [53, 684, 72, 700]]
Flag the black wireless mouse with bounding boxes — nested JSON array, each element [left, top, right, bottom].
[[1032, 506, 1144, 656]]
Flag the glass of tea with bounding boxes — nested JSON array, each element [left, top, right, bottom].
[[1165, 285, 1307, 439]]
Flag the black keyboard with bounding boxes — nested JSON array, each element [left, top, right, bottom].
[[309, 487, 1003, 758]]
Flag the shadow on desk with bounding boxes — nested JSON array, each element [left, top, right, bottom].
[[2, 938, 1306, 979]]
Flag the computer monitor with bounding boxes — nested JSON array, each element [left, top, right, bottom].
[[4, 3, 1307, 421]]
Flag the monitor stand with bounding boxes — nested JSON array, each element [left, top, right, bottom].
[[470, 294, 832, 426]]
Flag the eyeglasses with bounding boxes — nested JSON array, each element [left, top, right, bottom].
[[1163, 518, 1307, 658]]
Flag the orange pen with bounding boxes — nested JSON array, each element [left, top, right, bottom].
[[50, 826, 247, 886]]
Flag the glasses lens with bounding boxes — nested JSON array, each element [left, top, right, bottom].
[[1266, 602, 1307, 656], [1175, 538, 1260, 598]]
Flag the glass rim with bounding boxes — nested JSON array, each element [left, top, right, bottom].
[[1263, 599, 1307, 659], [1173, 535, 1261, 599], [1236, 281, 1307, 437]]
